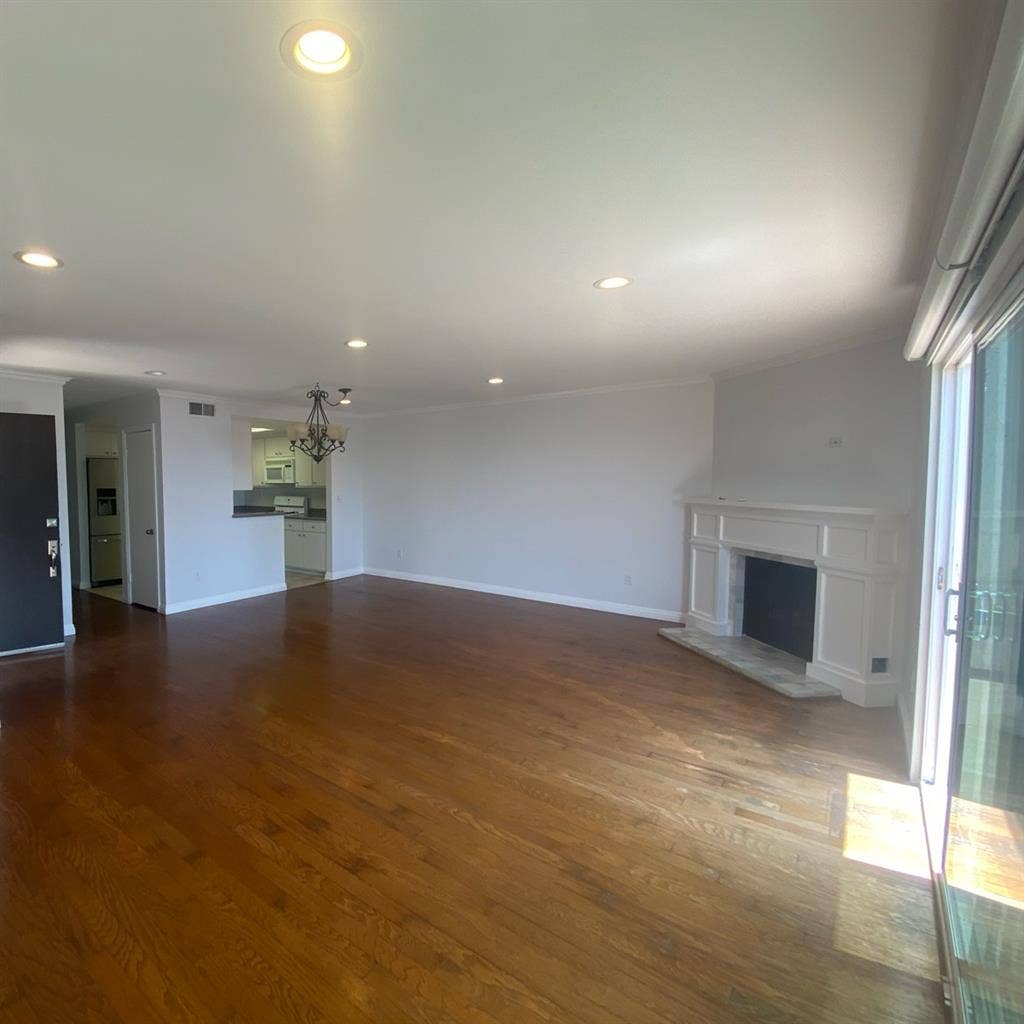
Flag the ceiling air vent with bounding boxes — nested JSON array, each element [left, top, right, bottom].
[[187, 401, 216, 417]]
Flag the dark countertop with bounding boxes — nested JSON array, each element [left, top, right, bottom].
[[232, 506, 286, 519], [232, 506, 328, 521]]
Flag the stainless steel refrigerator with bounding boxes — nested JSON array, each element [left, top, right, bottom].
[[87, 457, 122, 586]]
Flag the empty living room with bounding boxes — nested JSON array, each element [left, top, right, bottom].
[[2, 1, 1023, 1022]]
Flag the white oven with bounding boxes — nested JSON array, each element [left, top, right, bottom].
[[263, 459, 295, 485]]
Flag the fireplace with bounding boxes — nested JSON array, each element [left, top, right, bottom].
[[677, 499, 907, 706], [742, 556, 817, 661]]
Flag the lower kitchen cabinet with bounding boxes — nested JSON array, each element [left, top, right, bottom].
[[284, 519, 326, 573]]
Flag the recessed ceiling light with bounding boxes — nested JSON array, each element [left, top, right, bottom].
[[250, 426, 273, 433], [144, 370, 166, 376], [346, 338, 367, 349], [14, 249, 63, 270], [280, 21, 362, 80], [594, 276, 632, 290], [488, 377, 504, 385]]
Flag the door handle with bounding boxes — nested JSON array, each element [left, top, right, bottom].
[[47, 539, 59, 578], [145, 528, 154, 535]]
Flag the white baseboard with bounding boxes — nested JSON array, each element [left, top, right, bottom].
[[897, 689, 915, 777], [163, 582, 287, 615], [326, 567, 364, 581], [806, 660, 897, 707], [362, 568, 683, 622]]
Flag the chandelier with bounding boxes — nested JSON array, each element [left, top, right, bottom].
[[288, 384, 350, 463]]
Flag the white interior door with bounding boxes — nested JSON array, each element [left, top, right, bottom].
[[124, 427, 160, 609]]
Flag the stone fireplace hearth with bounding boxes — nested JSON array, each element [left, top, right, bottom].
[[663, 499, 907, 707]]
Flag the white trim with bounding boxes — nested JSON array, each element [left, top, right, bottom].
[[363, 568, 683, 622], [326, 567, 363, 581], [898, 689, 915, 772], [712, 334, 898, 382], [63, 623, 76, 637], [0, 641, 65, 658], [805, 658, 897, 707], [162, 583, 286, 615], [0, 368, 71, 385], [356, 377, 709, 419]]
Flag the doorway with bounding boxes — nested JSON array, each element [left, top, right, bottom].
[[0, 412, 64, 655], [920, 301, 1023, 1023], [124, 426, 161, 609]]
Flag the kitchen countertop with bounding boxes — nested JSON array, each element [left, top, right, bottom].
[[232, 506, 327, 521]]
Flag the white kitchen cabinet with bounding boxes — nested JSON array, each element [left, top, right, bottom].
[[311, 454, 327, 487], [284, 519, 326, 573], [293, 450, 313, 487], [264, 437, 292, 460], [251, 436, 265, 486], [231, 419, 254, 490], [85, 430, 118, 457]]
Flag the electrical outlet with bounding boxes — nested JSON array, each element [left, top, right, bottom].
[[828, 436, 843, 448], [623, 574, 632, 586]]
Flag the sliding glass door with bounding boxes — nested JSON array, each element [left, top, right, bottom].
[[941, 307, 1024, 1022]]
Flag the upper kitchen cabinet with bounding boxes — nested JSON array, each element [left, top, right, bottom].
[[312, 455, 327, 487], [231, 419, 254, 490], [85, 429, 118, 458], [264, 437, 292, 460], [294, 449, 313, 486]]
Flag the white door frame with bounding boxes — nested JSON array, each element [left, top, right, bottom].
[[913, 354, 974, 853]]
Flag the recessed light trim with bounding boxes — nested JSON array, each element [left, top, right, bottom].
[[280, 20, 363, 81], [15, 249, 63, 270], [144, 370, 166, 376], [488, 377, 504, 385], [346, 338, 368, 349], [594, 276, 632, 290]]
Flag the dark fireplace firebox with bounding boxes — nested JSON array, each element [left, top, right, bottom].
[[742, 556, 817, 662]]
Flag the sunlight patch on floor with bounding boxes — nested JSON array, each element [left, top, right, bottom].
[[842, 772, 930, 880]]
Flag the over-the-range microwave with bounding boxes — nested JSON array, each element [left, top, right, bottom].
[[263, 458, 295, 485]]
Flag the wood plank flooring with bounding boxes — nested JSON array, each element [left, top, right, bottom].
[[0, 577, 943, 1023]]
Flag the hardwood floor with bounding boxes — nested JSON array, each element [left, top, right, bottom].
[[0, 578, 943, 1023]]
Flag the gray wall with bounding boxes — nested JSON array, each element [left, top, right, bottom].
[[711, 340, 924, 510], [362, 382, 714, 618]]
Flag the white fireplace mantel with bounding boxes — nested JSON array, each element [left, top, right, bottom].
[[684, 498, 907, 707]]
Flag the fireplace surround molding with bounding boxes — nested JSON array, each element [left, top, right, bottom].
[[684, 498, 906, 707]]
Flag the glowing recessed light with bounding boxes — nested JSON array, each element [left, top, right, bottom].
[[15, 249, 63, 270], [144, 370, 166, 376], [594, 276, 632, 290], [346, 338, 367, 349], [488, 377, 504, 385], [250, 426, 273, 433], [296, 29, 349, 73], [280, 21, 362, 80]]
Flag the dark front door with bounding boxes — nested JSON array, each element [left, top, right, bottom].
[[0, 412, 64, 653]]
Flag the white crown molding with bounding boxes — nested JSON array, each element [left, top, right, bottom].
[[0, 366, 71, 386], [357, 376, 711, 420], [711, 333, 900, 382], [155, 387, 224, 403]]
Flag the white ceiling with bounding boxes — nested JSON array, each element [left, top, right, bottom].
[[1, 1, 973, 412]]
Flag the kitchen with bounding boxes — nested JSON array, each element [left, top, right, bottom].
[[232, 420, 329, 587], [84, 426, 123, 600]]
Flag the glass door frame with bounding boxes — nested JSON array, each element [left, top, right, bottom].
[[915, 280, 1024, 1023]]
